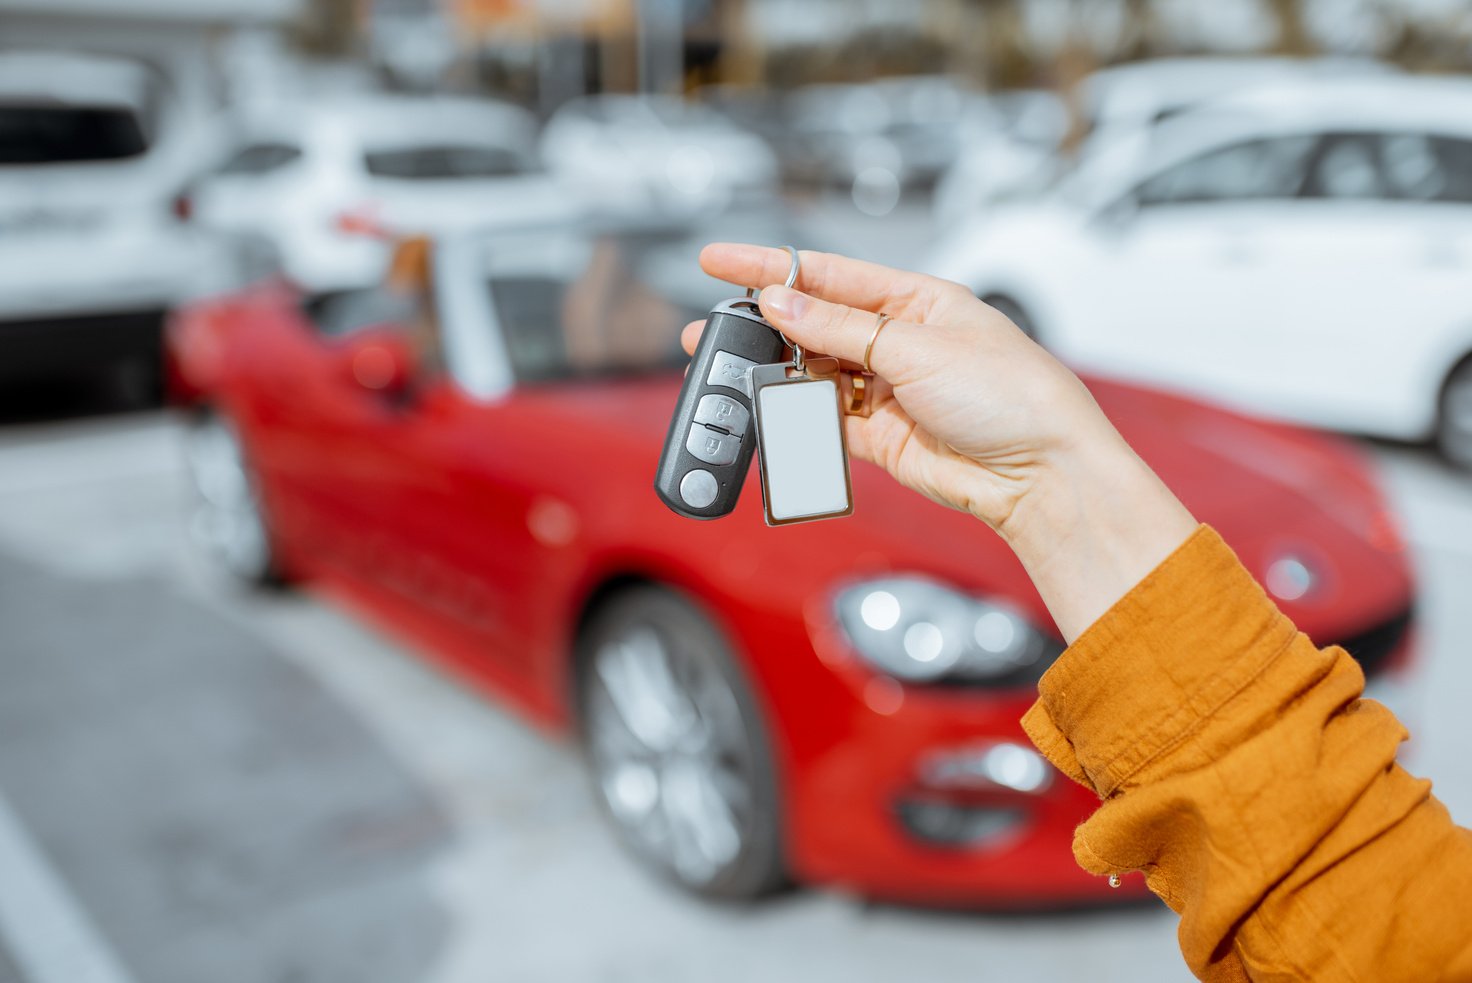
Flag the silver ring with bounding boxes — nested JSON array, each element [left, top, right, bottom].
[[745, 245, 803, 368], [744, 244, 800, 299]]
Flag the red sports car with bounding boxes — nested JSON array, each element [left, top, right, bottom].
[[167, 213, 1416, 906]]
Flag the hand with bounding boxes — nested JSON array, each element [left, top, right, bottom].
[[686, 244, 1197, 641], [689, 244, 1116, 531]]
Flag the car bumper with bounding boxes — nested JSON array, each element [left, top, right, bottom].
[[722, 604, 1136, 907], [785, 684, 1139, 907]]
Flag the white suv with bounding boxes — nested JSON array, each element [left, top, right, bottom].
[[0, 50, 228, 392], [928, 74, 1472, 467]]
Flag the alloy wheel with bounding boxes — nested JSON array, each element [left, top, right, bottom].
[[585, 621, 760, 889], [184, 415, 273, 583]]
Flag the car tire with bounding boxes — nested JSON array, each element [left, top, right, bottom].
[[980, 294, 1038, 342], [575, 585, 786, 900], [183, 410, 284, 587], [1437, 355, 1472, 471]]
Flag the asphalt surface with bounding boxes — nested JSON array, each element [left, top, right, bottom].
[[2, 199, 1470, 982]]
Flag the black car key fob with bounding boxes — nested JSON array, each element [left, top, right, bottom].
[[655, 297, 787, 519]]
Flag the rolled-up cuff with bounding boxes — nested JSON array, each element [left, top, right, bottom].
[[1021, 525, 1299, 798]]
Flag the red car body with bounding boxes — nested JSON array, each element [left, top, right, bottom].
[[167, 239, 1415, 907]]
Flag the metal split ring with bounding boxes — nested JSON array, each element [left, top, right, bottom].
[[746, 245, 803, 371]]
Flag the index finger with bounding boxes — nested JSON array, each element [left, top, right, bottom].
[[699, 243, 945, 322]]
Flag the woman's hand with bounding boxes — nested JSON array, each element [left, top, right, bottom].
[[685, 243, 1197, 641]]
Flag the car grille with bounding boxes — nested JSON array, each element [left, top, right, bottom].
[[1331, 608, 1413, 679]]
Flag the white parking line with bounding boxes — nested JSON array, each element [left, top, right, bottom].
[[0, 790, 136, 983]]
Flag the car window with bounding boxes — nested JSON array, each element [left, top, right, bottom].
[[308, 287, 419, 338], [217, 142, 302, 177], [1302, 134, 1385, 199], [486, 233, 703, 383], [1135, 135, 1316, 207], [0, 105, 148, 164], [363, 145, 530, 180], [1380, 133, 1472, 204]]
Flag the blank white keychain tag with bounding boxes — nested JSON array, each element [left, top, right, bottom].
[[749, 358, 854, 526]]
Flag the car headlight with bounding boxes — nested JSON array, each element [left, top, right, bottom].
[[833, 577, 1062, 685]]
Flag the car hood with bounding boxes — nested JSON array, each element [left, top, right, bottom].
[[527, 372, 1409, 641]]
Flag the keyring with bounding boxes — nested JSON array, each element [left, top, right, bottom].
[[746, 245, 803, 370]]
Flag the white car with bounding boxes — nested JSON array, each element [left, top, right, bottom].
[[0, 50, 229, 391], [539, 95, 778, 219], [934, 58, 1393, 231], [926, 74, 1472, 466], [188, 95, 570, 294]]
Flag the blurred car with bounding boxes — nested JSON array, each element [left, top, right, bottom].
[[928, 73, 1472, 468], [932, 89, 1069, 228], [168, 212, 1415, 906], [185, 95, 567, 295], [539, 95, 778, 219], [1078, 56, 1394, 150], [0, 50, 227, 394], [785, 76, 973, 215]]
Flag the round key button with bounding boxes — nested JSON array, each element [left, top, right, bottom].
[[679, 469, 718, 509]]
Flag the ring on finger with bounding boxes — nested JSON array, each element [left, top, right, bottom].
[[863, 312, 893, 376]]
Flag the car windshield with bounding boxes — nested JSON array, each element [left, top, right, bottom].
[[479, 213, 810, 384], [364, 143, 534, 180], [0, 105, 148, 164]]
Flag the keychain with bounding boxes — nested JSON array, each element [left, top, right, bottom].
[[653, 245, 854, 526], [748, 323, 854, 526]]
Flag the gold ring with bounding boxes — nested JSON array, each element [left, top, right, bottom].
[[846, 371, 869, 417], [863, 312, 893, 375]]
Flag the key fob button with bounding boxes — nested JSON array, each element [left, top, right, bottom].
[[706, 350, 759, 398], [679, 469, 719, 508], [693, 394, 749, 436], [686, 424, 740, 466]]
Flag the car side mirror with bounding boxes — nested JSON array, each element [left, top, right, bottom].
[[340, 328, 416, 399]]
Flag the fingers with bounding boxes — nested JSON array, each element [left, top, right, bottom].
[[680, 319, 704, 356], [758, 284, 916, 377], [699, 243, 945, 322]]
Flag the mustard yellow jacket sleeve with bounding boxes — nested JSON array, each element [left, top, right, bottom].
[[1022, 525, 1472, 982]]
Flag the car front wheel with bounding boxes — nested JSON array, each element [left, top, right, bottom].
[[183, 412, 280, 585], [576, 586, 784, 899], [1438, 356, 1472, 470]]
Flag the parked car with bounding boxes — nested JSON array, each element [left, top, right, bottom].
[[0, 50, 229, 396], [168, 210, 1415, 906], [540, 95, 778, 220], [927, 73, 1472, 468], [185, 95, 568, 295]]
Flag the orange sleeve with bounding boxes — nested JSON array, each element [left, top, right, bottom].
[[1022, 525, 1472, 982]]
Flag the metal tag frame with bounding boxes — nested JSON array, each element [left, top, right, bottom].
[[749, 362, 855, 527]]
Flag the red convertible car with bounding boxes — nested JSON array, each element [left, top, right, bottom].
[[167, 214, 1416, 907]]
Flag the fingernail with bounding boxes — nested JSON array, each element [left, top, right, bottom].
[[761, 284, 808, 322]]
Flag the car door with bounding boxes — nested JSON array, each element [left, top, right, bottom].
[[1245, 131, 1472, 432], [1084, 133, 1317, 413], [273, 257, 538, 667]]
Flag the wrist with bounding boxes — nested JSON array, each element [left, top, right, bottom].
[[996, 431, 1197, 643]]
